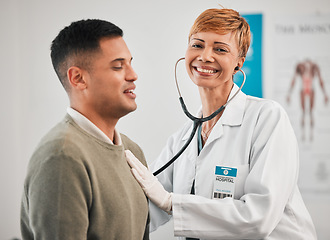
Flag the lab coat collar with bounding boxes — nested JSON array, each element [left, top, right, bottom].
[[182, 83, 246, 141], [220, 83, 246, 126]]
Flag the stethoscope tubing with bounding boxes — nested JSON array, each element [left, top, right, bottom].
[[153, 58, 246, 176], [152, 120, 200, 176]]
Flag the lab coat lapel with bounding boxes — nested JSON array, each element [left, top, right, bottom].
[[204, 84, 246, 147], [204, 121, 224, 146], [221, 84, 246, 126], [181, 109, 201, 162], [181, 84, 246, 150], [181, 106, 203, 141]]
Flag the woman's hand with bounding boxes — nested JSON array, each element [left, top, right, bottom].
[[125, 150, 172, 214]]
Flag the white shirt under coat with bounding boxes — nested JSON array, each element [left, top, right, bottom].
[[149, 84, 317, 240], [67, 107, 122, 145]]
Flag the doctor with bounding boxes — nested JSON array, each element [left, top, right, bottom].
[[126, 8, 317, 239]]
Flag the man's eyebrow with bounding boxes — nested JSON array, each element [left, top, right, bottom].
[[111, 57, 133, 63]]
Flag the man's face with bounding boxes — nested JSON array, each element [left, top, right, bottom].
[[83, 36, 138, 120]]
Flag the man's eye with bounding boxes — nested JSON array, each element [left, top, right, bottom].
[[112, 66, 122, 70]]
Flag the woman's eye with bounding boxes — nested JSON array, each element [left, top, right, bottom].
[[192, 44, 202, 48], [215, 48, 227, 52]]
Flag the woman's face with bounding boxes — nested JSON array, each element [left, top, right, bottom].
[[185, 31, 244, 90]]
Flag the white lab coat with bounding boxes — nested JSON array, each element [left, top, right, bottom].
[[150, 84, 317, 240]]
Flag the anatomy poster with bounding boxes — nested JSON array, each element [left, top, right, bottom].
[[272, 14, 330, 194]]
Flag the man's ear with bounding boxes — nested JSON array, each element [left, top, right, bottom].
[[67, 66, 87, 90]]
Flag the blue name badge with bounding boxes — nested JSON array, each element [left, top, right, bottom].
[[213, 166, 237, 199]]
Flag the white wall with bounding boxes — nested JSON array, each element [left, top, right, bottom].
[[1, 0, 329, 239]]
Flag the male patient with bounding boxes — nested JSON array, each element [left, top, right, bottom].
[[20, 19, 149, 240]]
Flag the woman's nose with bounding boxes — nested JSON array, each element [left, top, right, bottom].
[[198, 47, 214, 62]]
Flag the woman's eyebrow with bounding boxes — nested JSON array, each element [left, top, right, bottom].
[[191, 38, 230, 46], [191, 38, 204, 42], [214, 41, 230, 46]]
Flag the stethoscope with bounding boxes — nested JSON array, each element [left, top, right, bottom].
[[153, 57, 246, 176]]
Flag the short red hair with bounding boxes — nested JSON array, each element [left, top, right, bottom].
[[189, 8, 251, 58]]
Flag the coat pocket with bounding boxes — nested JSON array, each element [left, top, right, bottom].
[[234, 164, 250, 199]]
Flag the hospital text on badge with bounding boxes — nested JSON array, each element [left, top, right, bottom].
[[213, 166, 237, 199]]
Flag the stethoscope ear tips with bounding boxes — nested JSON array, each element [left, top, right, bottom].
[[235, 66, 240, 71]]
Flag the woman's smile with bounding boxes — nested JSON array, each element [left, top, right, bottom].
[[194, 66, 219, 75]]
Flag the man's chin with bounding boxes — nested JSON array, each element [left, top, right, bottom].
[[122, 104, 137, 117]]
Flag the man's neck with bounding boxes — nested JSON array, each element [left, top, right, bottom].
[[92, 118, 118, 142], [70, 107, 118, 142]]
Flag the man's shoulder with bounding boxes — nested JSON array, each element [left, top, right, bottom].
[[120, 133, 135, 146], [39, 115, 75, 142], [120, 133, 147, 166], [120, 133, 141, 152], [32, 115, 86, 159]]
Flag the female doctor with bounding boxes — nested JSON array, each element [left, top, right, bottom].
[[126, 8, 316, 240]]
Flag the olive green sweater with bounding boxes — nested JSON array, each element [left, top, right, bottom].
[[21, 115, 149, 240]]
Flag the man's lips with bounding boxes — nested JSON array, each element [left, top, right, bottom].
[[124, 89, 135, 93], [124, 87, 136, 98]]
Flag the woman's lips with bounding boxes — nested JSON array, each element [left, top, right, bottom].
[[193, 66, 218, 75]]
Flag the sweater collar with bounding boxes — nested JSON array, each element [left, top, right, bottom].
[[66, 107, 122, 145]]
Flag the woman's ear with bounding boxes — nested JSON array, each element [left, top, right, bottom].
[[237, 57, 245, 70], [67, 66, 87, 90], [234, 57, 245, 74]]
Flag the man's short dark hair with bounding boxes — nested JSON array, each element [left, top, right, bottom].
[[50, 19, 123, 91]]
